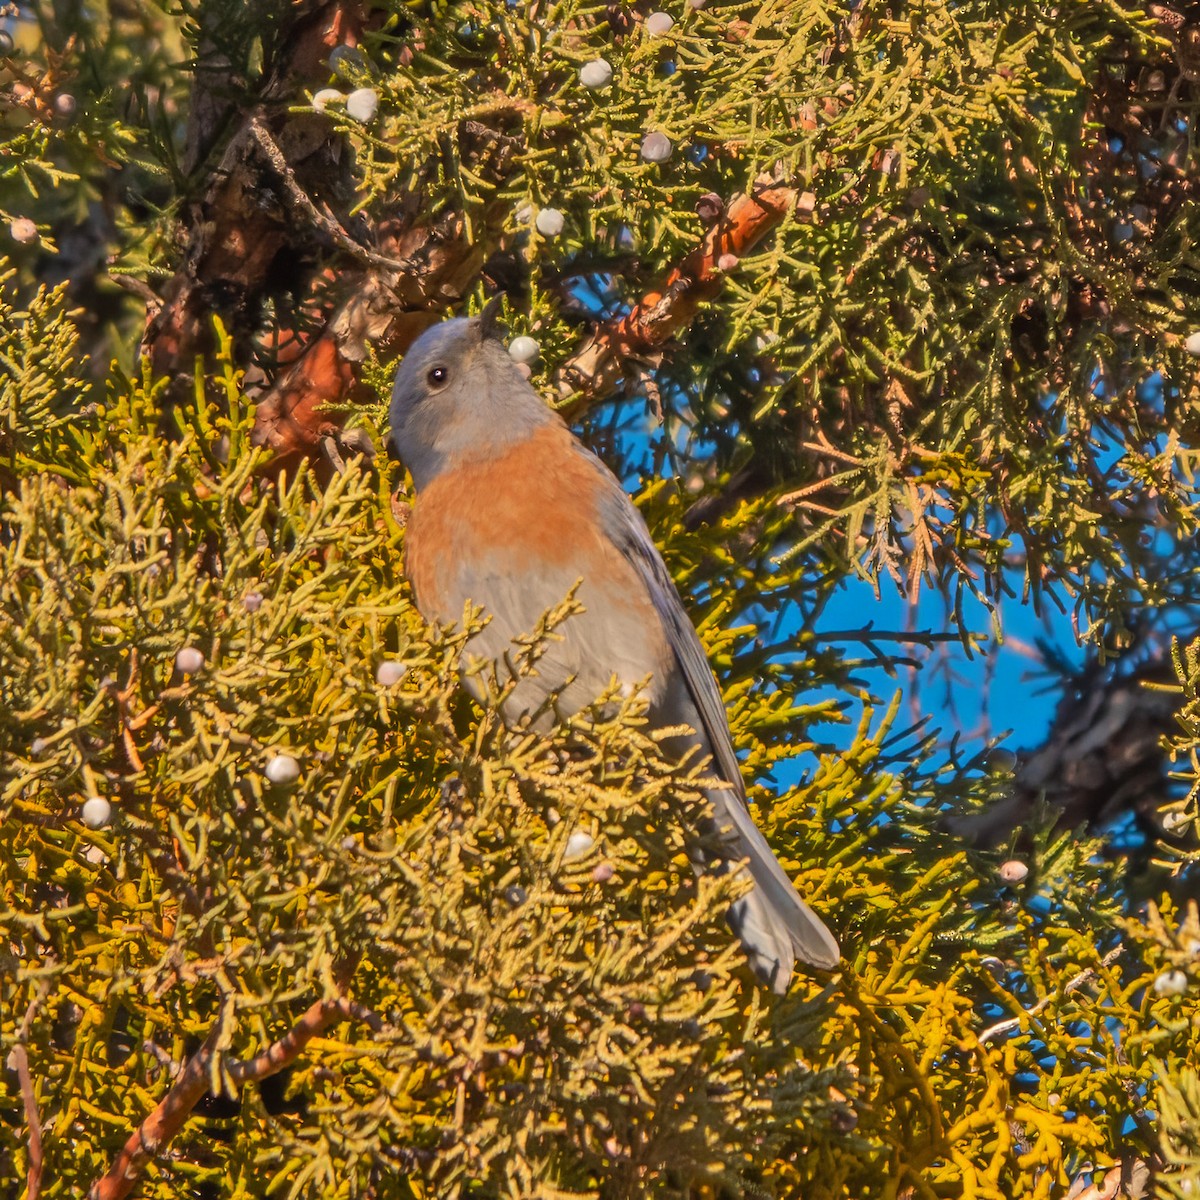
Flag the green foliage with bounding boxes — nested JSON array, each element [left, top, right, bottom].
[[0, 278, 89, 476], [1158, 1068, 1200, 1199], [0, 290, 1186, 1198], [311, 0, 1200, 637], [0, 304, 841, 1197], [10, 0, 1200, 635], [3, 2, 1200, 1198]]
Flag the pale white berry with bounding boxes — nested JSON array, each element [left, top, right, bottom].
[[564, 830, 595, 861], [646, 11, 675, 34], [345, 87, 379, 122], [507, 336, 540, 364], [579, 58, 613, 89], [375, 660, 407, 686], [265, 754, 301, 785], [312, 88, 344, 112], [175, 647, 205, 674], [1163, 810, 1190, 832], [242, 591, 264, 613], [1185, 331, 1200, 357], [81, 797, 112, 829], [535, 207, 565, 237], [1155, 969, 1188, 997], [640, 132, 672, 163], [997, 859, 1028, 884], [9, 217, 38, 244]]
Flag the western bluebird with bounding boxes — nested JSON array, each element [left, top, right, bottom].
[[388, 300, 839, 993]]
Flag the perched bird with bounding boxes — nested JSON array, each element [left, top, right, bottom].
[[387, 300, 839, 993]]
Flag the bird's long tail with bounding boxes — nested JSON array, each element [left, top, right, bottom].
[[709, 788, 840, 994]]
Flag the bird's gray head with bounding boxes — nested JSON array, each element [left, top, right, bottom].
[[387, 301, 554, 491]]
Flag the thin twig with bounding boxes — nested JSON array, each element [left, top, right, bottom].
[[105, 273, 163, 308], [6, 1044, 43, 1200], [248, 117, 411, 273], [87, 993, 379, 1200], [141, 1040, 181, 1077], [978, 945, 1125, 1044], [819, 626, 967, 647]]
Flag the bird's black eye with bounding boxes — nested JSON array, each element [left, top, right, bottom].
[[426, 365, 449, 388]]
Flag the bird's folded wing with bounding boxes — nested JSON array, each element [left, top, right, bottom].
[[593, 462, 747, 802]]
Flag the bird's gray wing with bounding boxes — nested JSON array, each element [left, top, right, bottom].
[[594, 466, 840, 983], [594, 480, 746, 796]]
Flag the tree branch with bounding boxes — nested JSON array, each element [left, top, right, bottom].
[[230, 996, 382, 1085], [556, 173, 801, 408], [87, 994, 379, 1200], [247, 117, 412, 274], [978, 945, 1124, 1044], [6, 1044, 43, 1200]]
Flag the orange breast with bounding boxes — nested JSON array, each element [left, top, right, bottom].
[[406, 423, 631, 618], [406, 421, 678, 716]]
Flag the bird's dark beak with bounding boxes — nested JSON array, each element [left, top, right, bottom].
[[476, 293, 506, 342]]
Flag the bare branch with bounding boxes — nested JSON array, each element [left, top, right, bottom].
[[556, 174, 801, 406], [817, 626, 968, 647], [230, 996, 382, 1084], [87, 994, 379, 1200], [248, 118, 413, 273], [978, 946, 1125, 1045], [6, 1044, 43, 1200]]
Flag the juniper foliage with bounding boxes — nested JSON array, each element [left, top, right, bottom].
[[2, 2, 1200, 1198]]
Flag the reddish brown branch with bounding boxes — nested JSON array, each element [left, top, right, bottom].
[[250, 173, 800, 470], [87, 995, 376, 1200], [87, 1024, 221, 1200], [7, 1045, 43, 1200], [249, 209, 488, 477], [141, 1, 374, 409], [250, 308, 364, 476], [557, 175, 800, 406], [230, 997, 382, 1084]]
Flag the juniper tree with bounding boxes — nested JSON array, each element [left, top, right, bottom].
[[2, 1, 1200, 1198]]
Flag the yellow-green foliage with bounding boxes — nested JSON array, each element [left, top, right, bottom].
[[1, 290, 1197, 1199], [3, 0, 1200, 1191], [1158, 1067, 1200, 1199], [0, 298, 837, 1197], [10, 0, 1199, 634]]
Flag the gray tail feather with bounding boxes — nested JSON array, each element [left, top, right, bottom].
[[712, 790, 840, 994]]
